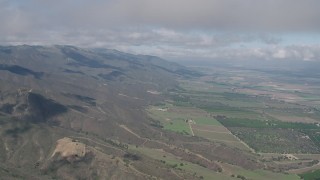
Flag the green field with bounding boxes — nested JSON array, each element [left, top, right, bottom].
[[193, 129, 238, 142], [193, 117, 222, 126], [147, 105, 222, 135], [163, 118, 191, 135], [299, 169, 320, 180], [147, 105, 255, 151]]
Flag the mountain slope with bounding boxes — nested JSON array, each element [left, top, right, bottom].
[[0, 45, 207, 179], [0, 45, 273, 179]]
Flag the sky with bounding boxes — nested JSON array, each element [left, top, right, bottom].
[[1, 0, 320, 61]]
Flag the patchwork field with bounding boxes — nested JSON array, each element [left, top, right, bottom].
[[143, 65, 320, 179], [145, 65, 320, 178], [167, 66, 320, 154], [147, 104, 254, 151]]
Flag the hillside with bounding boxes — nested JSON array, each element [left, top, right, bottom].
[[0, 45, 306, 180]]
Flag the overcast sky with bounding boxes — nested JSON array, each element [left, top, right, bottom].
[[1, 0, 320, 61]]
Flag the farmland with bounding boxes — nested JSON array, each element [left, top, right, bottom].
[[147, 104, 251, 151], [145, 64, 320, 178], [299, 170, 320, 180], [163, 66, 320, 154]]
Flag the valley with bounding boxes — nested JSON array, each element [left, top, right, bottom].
[[153, 64, 320, 179]]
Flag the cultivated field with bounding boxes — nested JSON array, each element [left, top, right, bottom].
[[146, 65, 320, 178], [147, 104, 252, 151]]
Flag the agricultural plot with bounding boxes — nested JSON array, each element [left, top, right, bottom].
[[193, 117, 222, 126], [266, 113, 319, 124], [229, 127, 319, 153], [299, 169, 320, 180], [147, 104, 222, 134], [192, 124, 228, 132], [192, 128, 238, 142], [147, 105, 196, 135], [216, 117, 320, 153], [191, 123, 252, 151], [147, 104, 252, 151]]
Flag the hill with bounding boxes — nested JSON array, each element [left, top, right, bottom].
[[0, 45, 304, 180]]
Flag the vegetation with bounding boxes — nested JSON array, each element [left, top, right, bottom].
[[299, 170, 320, 180], [217, 117, 319, 129]]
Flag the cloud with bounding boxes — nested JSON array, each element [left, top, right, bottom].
[[2, 0, 320, 32], [199, 45, 320, 61], [273, 49, 288, 59], [0, 0, 320, 61]]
